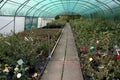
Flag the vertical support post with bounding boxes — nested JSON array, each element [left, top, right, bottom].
[[40, 18, 42, 27], [31, 17, 33, 28], [13, 16, 16, 33], [37, 18, 38, 28], [24, 16, 26, 31]]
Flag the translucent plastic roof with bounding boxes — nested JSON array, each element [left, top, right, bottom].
[[0, 0, 120, 18]]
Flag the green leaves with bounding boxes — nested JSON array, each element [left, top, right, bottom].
[[0, 28, 61, 66], [70, 18, 120, 80], [0, 27, 62, 80], [70, 18, 120, 52]]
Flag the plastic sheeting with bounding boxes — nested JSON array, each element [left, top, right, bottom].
[[38, 18, 53, 28], [0, 16, 24, 35], [25, 17, 38, 30], [0, 16, 53, 35], [0, 0, 120, 18]]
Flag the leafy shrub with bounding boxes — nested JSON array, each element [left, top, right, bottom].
[[0, 28, 61, 79], [43, 20, 65, 28], [70, 18, 120, 80]]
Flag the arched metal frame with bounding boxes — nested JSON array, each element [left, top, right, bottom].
[[0, 0, 9, 9], [38, 6, 65, 18], [30, 1, 105, 18], [39, 2, 104, 17], [25, 0, 45, 16], [112, 0, 120, 5], [37, 3, 91, 16], [0, 0, 120, 18], [95, 0, 113, 13], [38, 3, 97, 18], [13, 0, 30, 32], [27, 0, 108, 17], [0, 0, 120, 32]]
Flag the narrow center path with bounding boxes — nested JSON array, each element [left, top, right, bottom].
[[41, 23, 83, 80]]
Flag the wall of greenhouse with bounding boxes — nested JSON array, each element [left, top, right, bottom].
[[38, 18, 54, 28], [25, 17, 38, 30], [0, 16, 53, 35], [0, 16, 24, 35]]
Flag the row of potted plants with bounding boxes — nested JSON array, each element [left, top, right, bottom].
[[0, 27, 62, 79], [70, 18, 120, 80], [43, 19, 66, 28]]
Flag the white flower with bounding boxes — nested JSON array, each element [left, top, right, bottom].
[[24, 37, 29, 41], [14, 66, 19, 72], [114, 45, 119, 49], [89, 58, 93, 61], [3, 67, 9, 73], [98, 65, 104, 69], [32, 72, 38, 78], [116, 49, 120, 55], [17, 73, 22, 78], [96, 40, 99, 44]]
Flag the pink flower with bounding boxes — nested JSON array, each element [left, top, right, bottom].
[[116, 55, 120, 60], [97, 49, 102, 53], [81, 46, 87, 52]]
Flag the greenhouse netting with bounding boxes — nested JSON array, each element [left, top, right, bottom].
[[0, 0, 120, 34], [0, 0, 120, 80], [0, 0, 120, 18]]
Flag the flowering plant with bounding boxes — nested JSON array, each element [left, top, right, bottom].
[[70, 18, 120, 80]]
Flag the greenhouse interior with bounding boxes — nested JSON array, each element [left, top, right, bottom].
[[0, 0, 120, 80]]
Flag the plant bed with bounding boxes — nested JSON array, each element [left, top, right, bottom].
[[70, 18, 120, 80], [0, 28, 62, 80], [43, 20, 65, 29]]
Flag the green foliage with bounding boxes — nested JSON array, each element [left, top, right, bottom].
[[59, 15, 81, 22], [55, 15, 60, 20], [44, 20, 65, 28], [70, 18, 120, 51], [70, 18, 120, 80], [0, 28, 61, 79]]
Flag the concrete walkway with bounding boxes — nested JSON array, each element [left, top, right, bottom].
[[41, 23, 83, 80]]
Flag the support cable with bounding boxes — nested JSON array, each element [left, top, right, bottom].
[[0, 19, 14, 31]]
